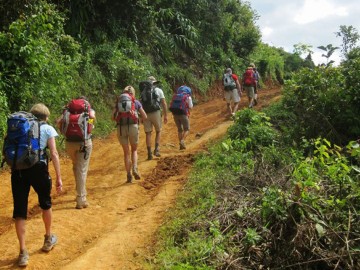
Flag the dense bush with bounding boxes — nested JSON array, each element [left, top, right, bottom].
[[151, 110, 360, 269]]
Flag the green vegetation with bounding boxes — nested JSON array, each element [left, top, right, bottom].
[[0, 0, 315, 160], [1, 1, 359, 268], [149, 40, 360, 269]]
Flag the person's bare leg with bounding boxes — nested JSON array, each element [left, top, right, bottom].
[[15, 218, 26, 251], [42, 209, 52, 236], [146, 132, 152, 160]]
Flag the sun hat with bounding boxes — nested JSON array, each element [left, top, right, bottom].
[[148, 76, 159, 83]]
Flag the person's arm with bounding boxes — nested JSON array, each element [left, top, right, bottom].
[[47, 136, 62, 194], [90, 109, 96, 120], [188, 96, 194, 109], [139, 107, 147, 120], [160, 98, 168, 124], [235, 79, 242, 93]]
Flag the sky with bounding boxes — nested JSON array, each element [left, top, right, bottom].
[[249, 0, 360, 65]]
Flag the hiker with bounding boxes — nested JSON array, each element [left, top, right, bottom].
[[242, 66, 256, 108], [7, 103, 62, 267], [169, 85, 193, 150], [139, 76, 168, 160], [223, 68, 242, 118], [112, 85, 147, 183], [56, 96, 95, 209]]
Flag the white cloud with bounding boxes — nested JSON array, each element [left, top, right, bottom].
[[261, 26, 273, 38], [294, 0, 348, 24], [250, 0, 360, 66]]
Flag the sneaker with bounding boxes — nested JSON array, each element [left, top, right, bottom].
[[42, 234, 57, 252], [18, 249, 29, 267], [75, 201, 89, 209], [147, 153, 153, 160], [153, 149, 161, 157], [179, 141, 186, 150], [132, 167, 141, 180], [126, 173, 132, 183]]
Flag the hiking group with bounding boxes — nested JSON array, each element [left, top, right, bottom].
[[1, 76, 193, 267], [223, 64, 260, 118], [1, 67, 261, 266]]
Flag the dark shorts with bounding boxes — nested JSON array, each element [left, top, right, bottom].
[[173, 114, 190, 132], [11, 162, 52, 219]]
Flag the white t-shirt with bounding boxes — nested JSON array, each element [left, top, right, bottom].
[[40, 124, 58, 150], [154, 87, 165, 102]]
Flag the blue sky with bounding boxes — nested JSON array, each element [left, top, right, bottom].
[[248, 0, 360, 65]]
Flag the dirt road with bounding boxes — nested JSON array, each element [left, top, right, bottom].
[[0, 85, 281, 269]]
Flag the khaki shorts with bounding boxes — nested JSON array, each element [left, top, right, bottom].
[[117, 124, 139, 145], [225, 88, 240, 103], [244, 86, 255, 98], [143, 110, 162, 133]]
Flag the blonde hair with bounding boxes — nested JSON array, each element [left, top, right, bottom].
[[30, 103, 50, 120], [123, 85, 135, 96]]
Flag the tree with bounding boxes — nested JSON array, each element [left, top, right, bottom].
[[335, 25, 360, 57], [317, 44, 339, 66], [293, 43, 313, 58]]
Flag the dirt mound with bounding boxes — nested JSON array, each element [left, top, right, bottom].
[[0, 87, 281, 269]]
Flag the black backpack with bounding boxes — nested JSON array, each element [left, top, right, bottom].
[[139, 80, 161, 113]]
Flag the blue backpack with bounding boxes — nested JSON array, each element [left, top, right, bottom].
[[2, 111, 43, 170], [177, 85, 192, 96], [169, 86, 191, 115]]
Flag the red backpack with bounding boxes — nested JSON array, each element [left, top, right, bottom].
[[243, 69, 255, 86], [60, 99, 93, 142], [114, 93, 138, 125]]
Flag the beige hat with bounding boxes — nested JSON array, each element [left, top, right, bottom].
[[148, 76, 158, 83]]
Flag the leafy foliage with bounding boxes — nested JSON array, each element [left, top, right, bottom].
[[0, 1, 81, 112]]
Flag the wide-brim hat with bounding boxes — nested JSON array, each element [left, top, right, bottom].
[[148, 76, 159, 83]]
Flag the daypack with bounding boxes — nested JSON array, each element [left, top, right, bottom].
[[243, 69, 255, 86], [139, 80, 160, 113], [223, 73, 236, 91], [177, 85, 192, 96], [2, 111, 43, 170], [60, 99, 93, 142], [115, 93, 139, 125], [169, 91, 190, 116]]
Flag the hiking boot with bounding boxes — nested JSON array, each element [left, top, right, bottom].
[[153, 148, 161, 157], [147, 153, 153, 160], [127, 173, 133, 183], [18, 249, 29, 267], [132, 167, 141, 180], [42, 234, 57, 252], [179, 141, 186, 150], [75, 201, 89, 209]]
